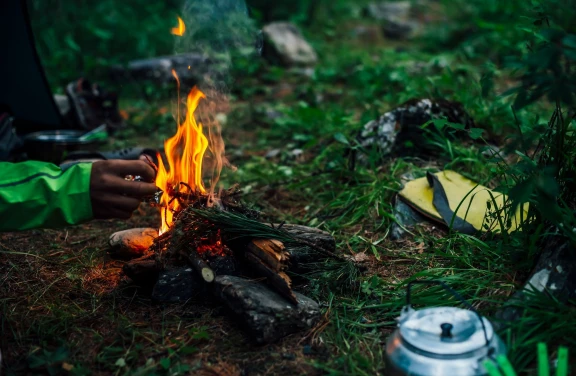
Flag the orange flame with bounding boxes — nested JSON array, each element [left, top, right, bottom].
[[156, 71, 209, 235], [171, 16, 186, 36]]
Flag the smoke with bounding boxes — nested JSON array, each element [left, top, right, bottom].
[[175, 0, 261, 94], [172, 0, 260, 199]]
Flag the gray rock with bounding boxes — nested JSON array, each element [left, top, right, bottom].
[[265, 148, 282, 159], [495, 236, 576, 324], [108, 228, 157, 259], [53, 94, 70, 116], [365, 1, 420, 40], [481, 145, 503, 159], [366, 1, 411, 21], [109, 53, 211, 84], [383, 20, 420, 40], [152, 267, 202, 303], [262, 22, 318, 67], [214, 275, 321, 344], [390, 196, 428, 240]]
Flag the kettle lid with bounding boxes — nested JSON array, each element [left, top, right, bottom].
[[399, 306, 494, 355]]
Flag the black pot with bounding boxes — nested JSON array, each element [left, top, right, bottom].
[[23, 130, 101, 164]]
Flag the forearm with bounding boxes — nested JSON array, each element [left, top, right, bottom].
[[0, 161, 93, 231]]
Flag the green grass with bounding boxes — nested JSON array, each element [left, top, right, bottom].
[[1, 0, 575, 375]]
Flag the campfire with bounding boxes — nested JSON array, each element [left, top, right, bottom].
[[108, 17, 345, 343]]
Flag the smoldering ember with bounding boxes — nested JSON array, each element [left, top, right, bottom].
[[1, 0, 575, 375]]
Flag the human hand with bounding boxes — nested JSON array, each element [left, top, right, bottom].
[[90, 160, 157, 219]]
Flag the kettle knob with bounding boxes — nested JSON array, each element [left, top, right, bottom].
[[440, 323, 453, 338]]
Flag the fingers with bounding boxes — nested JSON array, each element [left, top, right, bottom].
[[91, 193, 141, 219], [104, 194, 141, 212], [90, 159, 159, 220], [107, 160, 156, 182], [113, 179, 158, 197]]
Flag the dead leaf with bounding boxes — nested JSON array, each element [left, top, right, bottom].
[[353, 252, 370, 263], [62, 362, 74, 371]]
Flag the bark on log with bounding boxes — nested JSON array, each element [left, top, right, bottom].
[[271, 224, 337, 270], [182, 249, 215, 283], [152, 267, 204, 303], [213, 275, 321, 344]]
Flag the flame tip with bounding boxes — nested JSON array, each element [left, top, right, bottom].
[[171, 16, 186, 36]]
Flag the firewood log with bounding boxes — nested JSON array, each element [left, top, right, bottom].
[[269, 224, 339, 269], [247, 238, 290, 272], [182, 249, 215, 283], [244, 252, 298, 305], [273, 224, 336, 253]]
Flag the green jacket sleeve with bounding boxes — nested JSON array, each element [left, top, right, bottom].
[[0, 161, 93, 231]]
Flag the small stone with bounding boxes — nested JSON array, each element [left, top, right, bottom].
[[289, 148, 304, 158], [53, 94, 70, 116], [365, 1, 420, 40], [108, 228, 157, 259], [265, 149, 282, 159], [481, 145, 502, 159], [262, 22, 318, 67], [152, 267, 203, 303], [213, 275, 321, 344], [365, 1, 411, 21], [383, 20, 420, 40], [109, 53, 210, 85]]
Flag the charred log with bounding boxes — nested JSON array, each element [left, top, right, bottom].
[[182, 248, 215, 283], [271, 224, 337, 271], [152, 267, 204, 303], [213, 275, 321, 344], [244, 251, 297, 305]]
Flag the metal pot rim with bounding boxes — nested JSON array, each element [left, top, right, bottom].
[[24, 130, 96, 145]]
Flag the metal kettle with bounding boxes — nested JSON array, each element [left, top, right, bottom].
[[385, 281, 506, 376]]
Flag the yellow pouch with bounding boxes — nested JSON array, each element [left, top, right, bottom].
[[398, 170, 529, 233]]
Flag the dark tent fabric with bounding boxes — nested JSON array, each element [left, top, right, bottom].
[[0, 0, 63, 133]]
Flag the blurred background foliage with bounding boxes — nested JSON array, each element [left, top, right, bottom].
[[27, 0, 182, 89]]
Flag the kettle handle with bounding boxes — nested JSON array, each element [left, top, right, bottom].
[[406, 280, 490, 347]]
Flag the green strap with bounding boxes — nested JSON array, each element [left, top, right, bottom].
[[426, 172, 477, 234]]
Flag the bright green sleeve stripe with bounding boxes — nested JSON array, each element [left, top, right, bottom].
[[0, 161, 93, 231]]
